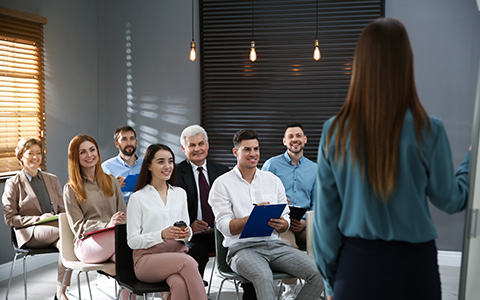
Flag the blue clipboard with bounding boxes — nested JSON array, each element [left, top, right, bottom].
[[121, 174, 139, 193], [239, 203, 287, 239]]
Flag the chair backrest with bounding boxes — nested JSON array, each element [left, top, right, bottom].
[[115, 224, 138, 282], [214, 226, 235, 273], [58, 213, 80, 263], [305, 210, 314, 258]]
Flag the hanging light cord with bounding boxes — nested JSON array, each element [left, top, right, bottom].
[[192, 0, 195, 41], [315, 0, 318, 40], [252, 0, 254, 41]]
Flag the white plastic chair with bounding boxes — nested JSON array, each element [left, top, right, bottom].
[[58, 213, 116, 300]]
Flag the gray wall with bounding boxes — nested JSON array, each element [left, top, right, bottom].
[[386, 0, 480, 250], [0, 0, 479, 269], [96, 0, 201, 162]]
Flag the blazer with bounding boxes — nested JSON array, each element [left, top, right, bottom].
[[176, 159, 229, 224], [2, 170, 64, 248]]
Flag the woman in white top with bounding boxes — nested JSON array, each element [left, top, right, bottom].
[[127, 144, 207, 300]]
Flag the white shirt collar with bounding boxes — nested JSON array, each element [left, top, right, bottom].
[[189, 159, 208, 173], [232, 165, 259, 184]]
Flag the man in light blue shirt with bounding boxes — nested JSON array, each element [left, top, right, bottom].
[[262, 122, 317, 299], [102, 126, 143, 204]]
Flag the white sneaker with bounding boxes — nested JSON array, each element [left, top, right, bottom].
[[281, 283, 297, 300]]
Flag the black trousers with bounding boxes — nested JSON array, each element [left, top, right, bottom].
[[334, 237, 441, 300], [186, 232, 214, 277]]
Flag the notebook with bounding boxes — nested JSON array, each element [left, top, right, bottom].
[[32, 215, 58, 225], [289, 205, 308, 220], [81, 226, 115, 238]]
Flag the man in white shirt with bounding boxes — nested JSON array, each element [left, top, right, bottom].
[[209, 129, 323, 299]]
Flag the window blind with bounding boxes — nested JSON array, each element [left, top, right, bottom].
[[0, 7, 47, 177], [200, 0, 384, 167]]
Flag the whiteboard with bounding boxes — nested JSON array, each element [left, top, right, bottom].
[[459, 61, 480, 300]]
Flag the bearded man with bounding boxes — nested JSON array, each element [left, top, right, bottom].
[[102, 125, 143, 204]]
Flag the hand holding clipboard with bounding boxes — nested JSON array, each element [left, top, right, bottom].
[[239, 203, 287, 238]]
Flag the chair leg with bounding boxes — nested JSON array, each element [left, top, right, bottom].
[[95, 272, 116, 299], [77, 271, 83, 300], [22, 256, 27, 300], [116, 287, 124, 300], [207, 257, 216, 296], [85, 272, 94, 300], [215, 278, 228, 300], [234, 281, 241, 300], [277, 281, 284, 300], [61, 269, 73, 299], [5, 253, 20, 300]]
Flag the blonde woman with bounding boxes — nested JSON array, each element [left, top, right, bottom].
[[2, 138, 71, 300]]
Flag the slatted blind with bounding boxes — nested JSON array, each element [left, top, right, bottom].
[[0, 7, 47, 177], [200, 0, 384, 167]]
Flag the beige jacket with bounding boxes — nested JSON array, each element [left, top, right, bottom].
[[2, 170, 64, 248], [63, 174, 126, 241]]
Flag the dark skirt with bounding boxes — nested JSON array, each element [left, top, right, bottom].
[[333, 237, 441, 300]]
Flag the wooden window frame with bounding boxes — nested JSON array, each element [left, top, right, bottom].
[[0, 7, 47, 178]]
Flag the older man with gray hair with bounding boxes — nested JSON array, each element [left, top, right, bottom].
[[176, 125, 229, 277]]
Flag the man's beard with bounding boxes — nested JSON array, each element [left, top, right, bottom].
[[288, 145, 304, 154], [121, 146, 136, 156]]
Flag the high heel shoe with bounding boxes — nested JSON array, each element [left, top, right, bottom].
[[54, 294, 58, 300]]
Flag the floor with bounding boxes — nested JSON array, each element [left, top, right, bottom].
[[0, 257, 460, 300]]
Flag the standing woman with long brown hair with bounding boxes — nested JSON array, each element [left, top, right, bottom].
[[64, 134, 126, 264], [313, 18, 470, 300]]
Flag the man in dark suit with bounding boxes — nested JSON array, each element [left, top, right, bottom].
[[176, 125, 229, 277], [176, 125, 257, 300]]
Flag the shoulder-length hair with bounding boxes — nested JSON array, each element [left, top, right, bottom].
[[15, 137, 45, 166], [134, 144, 177, 192], [67, 134, 114, 203], [326, 18, 430, 200]]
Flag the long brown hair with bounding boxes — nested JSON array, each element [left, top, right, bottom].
[[134, 144, 177, 192], [326, 18, 430, 200], [67, 134, 114, 203]]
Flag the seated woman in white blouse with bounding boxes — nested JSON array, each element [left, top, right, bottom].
[[127, 144, 207, 300]]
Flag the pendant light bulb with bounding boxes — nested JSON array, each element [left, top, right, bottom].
[[313, 39, 321, 61], [189, 41, 196, 61], [250, 41, 257, 62]]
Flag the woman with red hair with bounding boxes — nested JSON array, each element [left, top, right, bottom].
[[64, 134, 126, 264]]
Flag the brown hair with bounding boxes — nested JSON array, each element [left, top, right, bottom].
[[326, 18, 430, 200], [113, 125, 137, 141], [233, 129, 259, 149], [134, 144, 177, 192], [67, 134, 114, 203], [15, 138, 45, 166]]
